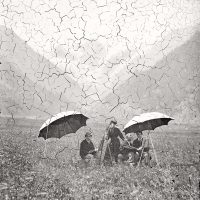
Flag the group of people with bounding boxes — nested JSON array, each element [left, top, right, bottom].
[[80, 119, 151, 166]]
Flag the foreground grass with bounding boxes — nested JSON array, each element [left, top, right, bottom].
[[0, 154, 199, 199], [0, 125, 199, 199]]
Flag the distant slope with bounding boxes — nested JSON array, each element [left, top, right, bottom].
[[0, 57, 65, 118], [0, 26, 79, 93], [95, 31, 200, 124], [0, 26, 88, 118]]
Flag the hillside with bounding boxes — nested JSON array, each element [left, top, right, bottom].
[[95, 31, 200, 124], [0, 26, 88, 118], [0, 25, 199, 122], [0, 57, 65, 118]]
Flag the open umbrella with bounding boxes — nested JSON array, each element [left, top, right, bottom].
[[39, 111, 89, 140], [123, 112, 174, 166], [123, 112, 174, 134]]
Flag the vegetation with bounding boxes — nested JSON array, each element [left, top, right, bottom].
[[0, 122, 199, 199]]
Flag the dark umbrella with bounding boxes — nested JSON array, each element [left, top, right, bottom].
[[123, 112, 174, 134], [39, 111, 89, 140]]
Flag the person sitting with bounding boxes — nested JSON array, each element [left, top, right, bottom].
[[118, 134, 135, 164], [80, 132, 97, 164], [132, 132, 151, 166]]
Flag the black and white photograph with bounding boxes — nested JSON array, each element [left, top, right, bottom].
[[0, 0, 199, 199]]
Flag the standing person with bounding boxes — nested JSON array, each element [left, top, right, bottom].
[[80, 132, 97, 164], [105, 119, 125, 163]]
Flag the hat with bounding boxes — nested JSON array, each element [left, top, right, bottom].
[[110, 119, 117, 124], [85, 132, 92, 137]]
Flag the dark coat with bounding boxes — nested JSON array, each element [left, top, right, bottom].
[[80, 139, 95, 159], [105, 127, 124, 161], [132, 138, 150, 153], [132, 138, 143, 149]]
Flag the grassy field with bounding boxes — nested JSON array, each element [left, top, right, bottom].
[[0, 117, 199, 199]]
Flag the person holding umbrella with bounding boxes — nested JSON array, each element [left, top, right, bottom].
[[104, 119, 125, 163], [80, 132, 97, 164]]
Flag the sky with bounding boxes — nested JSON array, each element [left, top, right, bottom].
[[0, 0, 200, 97]]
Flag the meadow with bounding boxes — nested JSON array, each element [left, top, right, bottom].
[[0, 117, 199, 200]]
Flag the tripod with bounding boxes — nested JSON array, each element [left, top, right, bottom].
[[98, 136, 113, 166], [137, 130, 159, 167]]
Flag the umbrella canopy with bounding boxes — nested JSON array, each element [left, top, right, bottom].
[[123, 112, 174, 134], [38, 111, 89, 139]]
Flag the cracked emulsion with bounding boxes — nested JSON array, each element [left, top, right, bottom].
[[0, 0, 199, 198], [0, 0, 199, 122]]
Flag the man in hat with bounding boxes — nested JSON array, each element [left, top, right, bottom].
[[80, 132, 97, 163], [104, 119, 125, 163]]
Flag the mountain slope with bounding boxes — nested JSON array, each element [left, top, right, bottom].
[[95, 31, 200, 124], [0, 57, 65, 118], [0, 26, 89, 118]]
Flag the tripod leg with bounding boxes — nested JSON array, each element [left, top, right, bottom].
[[149, 134, 159, 166], [107, 144, 113, 165], [137, 147, 144, 167], [137, 135, 147, 167], [100, 138, 107, 166], [99, 139, 104, 165]]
